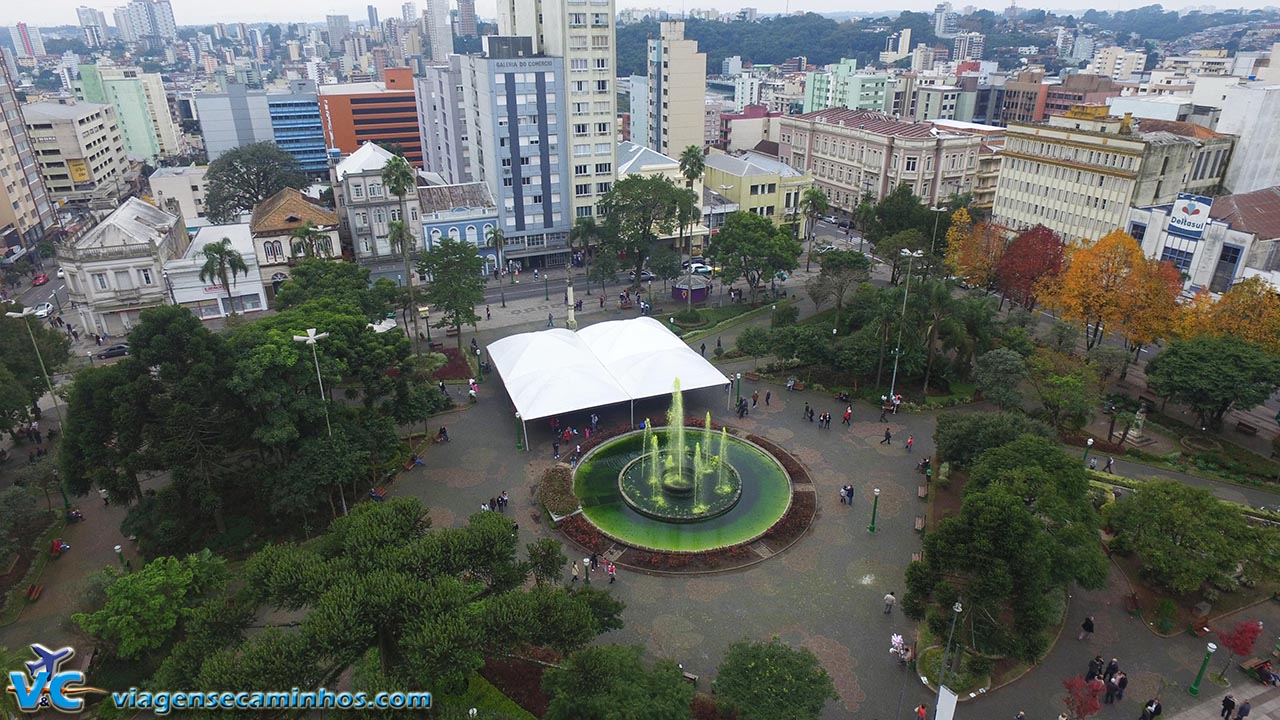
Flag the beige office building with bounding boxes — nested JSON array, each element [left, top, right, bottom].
[[646, 21, 706, 157], [22, 99, 129, 206], [0, 58, 55, 247], [777, 108, 982, 212], [496, 0, 617, 223]]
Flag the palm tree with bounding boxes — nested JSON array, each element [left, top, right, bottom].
[[801, 186, 830, 272], [387, 220, 415, 330], [569, 217, 598, 292], [919, 280, 959, 396], [485, 225, 507, 277], [678, 145, 704, 190], [199, 237, 249, 316], [289, 221, 326, 258], [381, 154, 420, 349], [854, 197, 877, 252]]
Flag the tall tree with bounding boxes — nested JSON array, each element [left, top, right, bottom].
[[994, 225, 1064, 310], [273, 259, 396, 317], [813, 249, 871, 329], [974, 348, 1026, 410], [1050, 230, 1145, 349], [0, 307, 68, 435], [917, 279, 958, 396], [204, 142, 308, 222], [945, 219, 1005, 289], [198, 237, 250, 316], [381, 155, 420, 348], [678, 145, 704, 189], [598, 175, 685, 283], [1178, 277, 1280, 355], [543, 645, 694, 720], [800, 186, 829, 272], [714, 638, 837, 720], [708, 211, 801, 303], [417, 235, 485, 346], [1113, 257, 1182, 378], [1145, 336, 1280, 430]]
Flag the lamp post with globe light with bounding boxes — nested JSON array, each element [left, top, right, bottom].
[[1083, 437, 1095, 468], [868, 487, 881, 532], [888, 249, 924, 400]]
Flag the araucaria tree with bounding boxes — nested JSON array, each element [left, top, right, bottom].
[[710, 211, 802, 303], [598, 175, 684, 282], [198, 237, 250, 316], [417, 235, 485, 347], [204, 142, 308, 222]]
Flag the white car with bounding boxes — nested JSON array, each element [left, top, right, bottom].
[[55, 268, 65, 279], [822, 215, 838, 224], [33, 302, 54, 318]]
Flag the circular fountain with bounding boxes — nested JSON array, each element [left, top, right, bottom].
[[573, 381, 792, 553]]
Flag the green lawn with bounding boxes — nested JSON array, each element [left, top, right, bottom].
[[435, 672, 537, 719]]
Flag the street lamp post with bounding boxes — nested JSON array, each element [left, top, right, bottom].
[[936, 601, 964, 708], [515, 412, 523, 450], [1188, 642, 1217, 697], [544, 271, 549, 301], [927, 206, 946, 276], [6, 307, 64, 426], [832, 327, 837, 349], [868, 487, 881, 532], [86, 351, 94, 367], [1083, 437, 1095, 468], [113, 544, 127, 570], [735, 372, 742, 406], [887, 250, 924, 400], [291, 329, 333, 439]]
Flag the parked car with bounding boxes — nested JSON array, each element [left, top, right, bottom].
[[96, 343, 130, 359], [55, 268, 65, 279], [31, 273, 49, 286], [682, 257, 707, 269], [822, 215, 838, 224], [689, 263, 714, 277], [33, 302, 54, 318], [629, 269, 655, 281], [814, 244, 839, 254]]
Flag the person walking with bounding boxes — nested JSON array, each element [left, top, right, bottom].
[[803, 402, 810, 419], [590, 552, 599, 571], [1079, 615, 1095, 641], [881, 428, 892, 445], [915, 704, 927, 720], [571, 562, 579, 583], [1234, 700, 1251, 720], [751, 390, 759, 408], [553, 441, 560, 460], [607, 562, 616, 583], [1103, 658, 1119, 683], [1104, 674, 1119, 704], [1086, 655, 1104, 681], [765, 391, 771, 406], [879, 406, 888, 422], [906, 435, 914, 453], [1104, 456, 1115, 473], [700, 342, 706, 357], [883, 591, 896, 614], [547, 313, 554, 328], [1221, 695, 1236, 720], [486, 305, 491, 321], [842, 407, 852, 426], [1115, 671, 1127, 701]]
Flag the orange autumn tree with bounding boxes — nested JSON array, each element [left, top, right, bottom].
[[945, 216, 1006, 289], [1208, 276, 1280, 354], [1050, 230, 1146, 350], [1114, 257, 1183, 378]]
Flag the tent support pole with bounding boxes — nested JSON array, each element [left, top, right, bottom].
[[522, 419, 529, 452], [630, 401, 634, 428]]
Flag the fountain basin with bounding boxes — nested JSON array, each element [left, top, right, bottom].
[[618, 452, 742, 522]]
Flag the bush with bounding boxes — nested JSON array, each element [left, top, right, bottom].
[[770, 304, 798, 327], [539, 466, 578, 516], [934, 411, 1053, 467], [674, 308, 702, 324]]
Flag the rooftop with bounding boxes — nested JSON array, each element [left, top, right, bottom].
[[1133, 118, 1227, 140], [704, 150, 804, 178], [22, 100, 110, 121], [249, 187, 339, 235], [789, 108, 938, 139], [334, 141, 396, 178], [931, 118, 1005, 133], [317, 81, 410, 96], [418, 182, 496, 214], [150, 165, 207, 179], [182, 223, 257, 262], [74, 197, 179, 251], [1210, 186, 1280, 240], [617, 141, 677, 175]]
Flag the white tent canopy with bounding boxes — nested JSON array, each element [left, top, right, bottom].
[[487, 317, 729, 429]]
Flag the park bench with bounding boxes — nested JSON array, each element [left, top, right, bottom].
[[370, 486, 387, 502], [911, 551, 923, 563], [792, 382, 805, 391], [1236, 421, 1260, 436], [23, 584, 42, 603], [682, 671, 699, 686], [917, 485, 928, 499], [915, 516, 926, 532], [1240, 657, 1273, 683], [428, 341, 445, 351], [445, 326, 460, 337]]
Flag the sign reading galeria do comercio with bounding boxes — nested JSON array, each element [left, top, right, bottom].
[[8, 643, 434, 714]]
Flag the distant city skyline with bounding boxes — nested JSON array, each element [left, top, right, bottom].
[[10, 0, 1278, 28]]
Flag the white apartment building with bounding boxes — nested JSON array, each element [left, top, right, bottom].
[[1217, 83, 1280, 194], [330, 141, 424, 284], [733, 76, 761, 111], [424, 0, 451, 61], [22, 100, 129, 207], [1088, 47, 1148, 81], [704, 96, 734, 149], [496, 0, 617, 223], [646, 21, 706, 157], [58, 197, 190, 335], [148, 165, 208, 221]]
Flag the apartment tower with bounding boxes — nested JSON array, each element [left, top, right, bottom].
[[646, 21, 706, 157]]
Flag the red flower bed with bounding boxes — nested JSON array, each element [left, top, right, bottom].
[[478, 646, 559, 717], [620, 542, 756, 572], [557, 513, 610, 552], [434, 347, 473, 380], [1062, 432, 1126, 456], [685, 416, 726, 431], [763, 491, 815, 550], [747, 435, 811, 483]]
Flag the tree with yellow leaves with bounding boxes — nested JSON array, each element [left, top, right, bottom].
[[940, 207, 973, 276], [1049, 230, 1146, 350], [945, 219, 1007, 289], [1114, 258, 1183, 378], [1176, 277, 1280, 355]]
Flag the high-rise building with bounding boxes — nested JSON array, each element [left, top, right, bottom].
[[722, 56, 743, 77], [456, 0, 478, 38], [319, 67, 422, 166], [496, 0, 617, 225], [1088, 46, 1147, 81], [1218, 83, 1280, 194], [77, 63, 181, 161], [77, 7, 109, 47], [733, 76, 761, 111], [195, 81, 327, 177], [0, 59, 55, 248], [416, 56, 473, 184], [953, 32, 984, 61], [459, 36, 572, 267], [646, 21, 706, 157], [21, 99, 129, 206], [879, 28, 911, 64], [367, 5, 379, 29], [113, 7, 136, 42], [629, 76, 649, 150], [9, 24, 46, 58], [402, 1, 418, 24], [911, 44, 936, 73], [326, 15, 351, 45], [424, 0, 452, 61], [118, 0, 176, 41], [803, 58, 890, 114], [933, 3, 958, 37]]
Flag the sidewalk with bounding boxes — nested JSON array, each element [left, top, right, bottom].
[[1165, 686, 1280, 720]]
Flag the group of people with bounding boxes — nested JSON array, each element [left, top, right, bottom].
[[1223, 695, 1254, 719], [1084, 654, 1131, 708], [838, 484, 855, 505], [480, 491, 510, 513], [570, 553, 617, 584]]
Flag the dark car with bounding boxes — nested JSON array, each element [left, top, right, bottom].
[[97, 343, 130, 359], [31, 273, 49, 286]]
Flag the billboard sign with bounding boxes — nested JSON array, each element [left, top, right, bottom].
[[1168, 193, 1213, 240]]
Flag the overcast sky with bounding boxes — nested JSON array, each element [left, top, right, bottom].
[[13, 0, 1277, 30]]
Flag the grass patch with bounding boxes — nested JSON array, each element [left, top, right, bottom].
[[918, 647, 990, 695], [680, 299, 796, 341], [436, 671, 537, 719]]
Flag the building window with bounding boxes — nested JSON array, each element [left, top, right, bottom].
[[1159, 246, 1194, 273], [352, 184, 363, 198], [93, 273, 108, 290], [1129, 223, 1146, 242], [138, 268, 154, 286], [576, 206, 593, 218], [575, 183, 591, 196]]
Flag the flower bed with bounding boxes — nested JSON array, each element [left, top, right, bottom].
[[478, 646, 559, 717], [1061, 432, 1126, 456], [539, 466, 578, 516], [434, 347, 474, 380], [618, 543, 755, 572], [556, 513, 611, 553], [762, 491, 815, 552]]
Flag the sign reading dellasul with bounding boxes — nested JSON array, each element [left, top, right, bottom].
[[1168, 192, 1214, 240]]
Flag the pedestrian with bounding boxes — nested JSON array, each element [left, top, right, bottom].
[[906, 435, 914, 453], [571, 562, 579, 583], [1235, 700, 1251, 720], [486, 305, 491, 320], [1104, 456, 1115, 473], [1015, 712, 1025, 719], [1115, 671, 1127, 700], [883, 591, 896, 614], [590, 552, 599, 570], [1103, 657, 1119, 682], [840, 486, 847, 505], [1141, 697, 1161, 720], [1089, 456, 1098, 470], [547, 313, 554, 328], [1086, 655, 1103, 681], [599, 295, 605, 309], [915, 704, 927, 720], [1221, 695, 1236, 720], [751, 390, 759, 407], [765, 391, 771, 405], [700, 342, 706, 357], [553, 441, 560, 460], [489, 497, 497, 511], [607, 562, 616, 583], [480, 501, 489, 512], [842, 407, 852, 426], [1079, 615, 1095, 641], [716, 337, 722, 351], [803, 402, 810, 419], [881, 428, 892, 445], [879, 407, 888, 422], [99, 488, 110, 506], [501, 491, 509, 509], [1104, 674, 1118, 704]]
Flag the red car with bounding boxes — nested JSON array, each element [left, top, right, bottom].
[[31, 273, 49, 286]]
